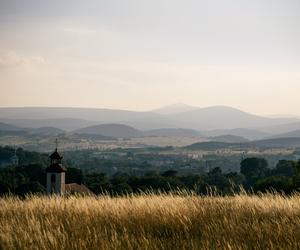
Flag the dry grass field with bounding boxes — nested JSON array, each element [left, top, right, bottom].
[[0, 193, 300, 250]]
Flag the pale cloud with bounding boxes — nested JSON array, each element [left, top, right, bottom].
[[0, 51, 46, 69], [0, 0, 300, 115], [59, 26, 98, 35]]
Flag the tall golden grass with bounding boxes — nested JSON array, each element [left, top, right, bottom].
[[0, 192, 300, 250]]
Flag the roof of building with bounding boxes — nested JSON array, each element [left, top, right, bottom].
[[50, 149, 63, 160], [65, 183, 94, 195], [45, 163, 67, 173]]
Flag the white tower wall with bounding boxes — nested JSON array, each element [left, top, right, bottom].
[[46, 172, 65, 195]]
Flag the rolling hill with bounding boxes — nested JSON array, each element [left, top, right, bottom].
[[185, 141, 235, 150], [203, 128, 270, 140], [270, 129, 300, 139], [0, 122, 23, 131], [0, 118, 99, 131], [167, 106, 298, 130], [74, 124, 143, 138], [209, 135, 249, 143], [143, 128, 202, 138], [71, 133, 115, 141], [185, 137, 300, 150], [258, 122, 300, 135], [0, 122, 65, 137], [249, 137, 300, 148], [28, 127, 65, 136], [0, 106, 298, 132], [152, 103, 197, 114]]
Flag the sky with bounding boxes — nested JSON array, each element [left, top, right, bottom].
[[0, 0, 300, 115]]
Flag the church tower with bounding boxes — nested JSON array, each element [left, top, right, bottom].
[[46, 147, 67, 195], [11, 148, 19, 166]]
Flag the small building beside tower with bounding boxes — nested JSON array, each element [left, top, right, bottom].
[[46, 146, 93, 196]]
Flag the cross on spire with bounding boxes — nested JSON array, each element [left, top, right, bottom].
[[55, 138, 58, 151]]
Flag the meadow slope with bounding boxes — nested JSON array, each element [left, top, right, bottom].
[[0, 194, 300, 250]]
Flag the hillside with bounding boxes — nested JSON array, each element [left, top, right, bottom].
[[152, 103, 197, 114], [249, 137, 300, 148], [270, 129, 300, 139], [0, 118, 100, 131], [186, 137, 300, 150], [0, 122, 23, 131], [203, 128, 270, 140], [209, 134, 249, 143], [185, 141, 234, 150], [0, 107, 167, 130], [28, 127, 65, 136], [167, 106, 298, 130], [258, 122, 300, 135], [75, 124, 143, 138], [144, 128, 202, 138], [71, 133, 116, 141]]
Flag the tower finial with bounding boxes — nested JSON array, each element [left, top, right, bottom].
[[55, 138, 58, 151]]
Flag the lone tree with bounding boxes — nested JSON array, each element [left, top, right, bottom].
[[240, 158, 269, 187]]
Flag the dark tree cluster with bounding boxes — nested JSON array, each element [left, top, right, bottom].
[[1, 146, 300, 196]]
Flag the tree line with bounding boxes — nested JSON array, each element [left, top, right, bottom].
[[1, 153, 300, 196]]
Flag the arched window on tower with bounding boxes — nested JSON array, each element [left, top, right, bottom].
[[51, 174, 56, 183], [51, 174, 56, 193]]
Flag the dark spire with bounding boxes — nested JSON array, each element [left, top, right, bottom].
[[46, 148, 66, 173], [50, 138, 63, 162], [46, 139, 66, 173], [50, 148, 63, 161]]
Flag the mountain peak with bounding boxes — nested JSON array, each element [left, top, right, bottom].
[[152, 103, 197, 115]]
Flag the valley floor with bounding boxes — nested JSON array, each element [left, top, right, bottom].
[[0, 193, 300, 250]]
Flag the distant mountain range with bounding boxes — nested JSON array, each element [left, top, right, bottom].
[[0, 118, 99, 131], [0, 122, 65, 136], [0, 105, 300, 141], [75, 124, 203, 139], [0, 122, 203, 139], [2, 119, 300, 150], [152, 103, 197, 114], [257, 122, 300, 135], [269, 129, 300, 139]]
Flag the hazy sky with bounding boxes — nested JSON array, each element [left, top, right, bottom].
[[0, 0, 300, 115]]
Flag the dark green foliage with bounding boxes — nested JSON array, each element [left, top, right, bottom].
[[84, 172, 110, 194], [15, 181, 45, 196], [162, 170, 178, 177], [254, 176, 293, 194], [273, 160, 297, 177], [240, 158, 270, 187], [65, 167, 83, 184], [1, 145, 300, 196], [0, 164, 46, 196]]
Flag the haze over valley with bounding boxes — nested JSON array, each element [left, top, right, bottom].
[[1, 103, 300, 152]]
